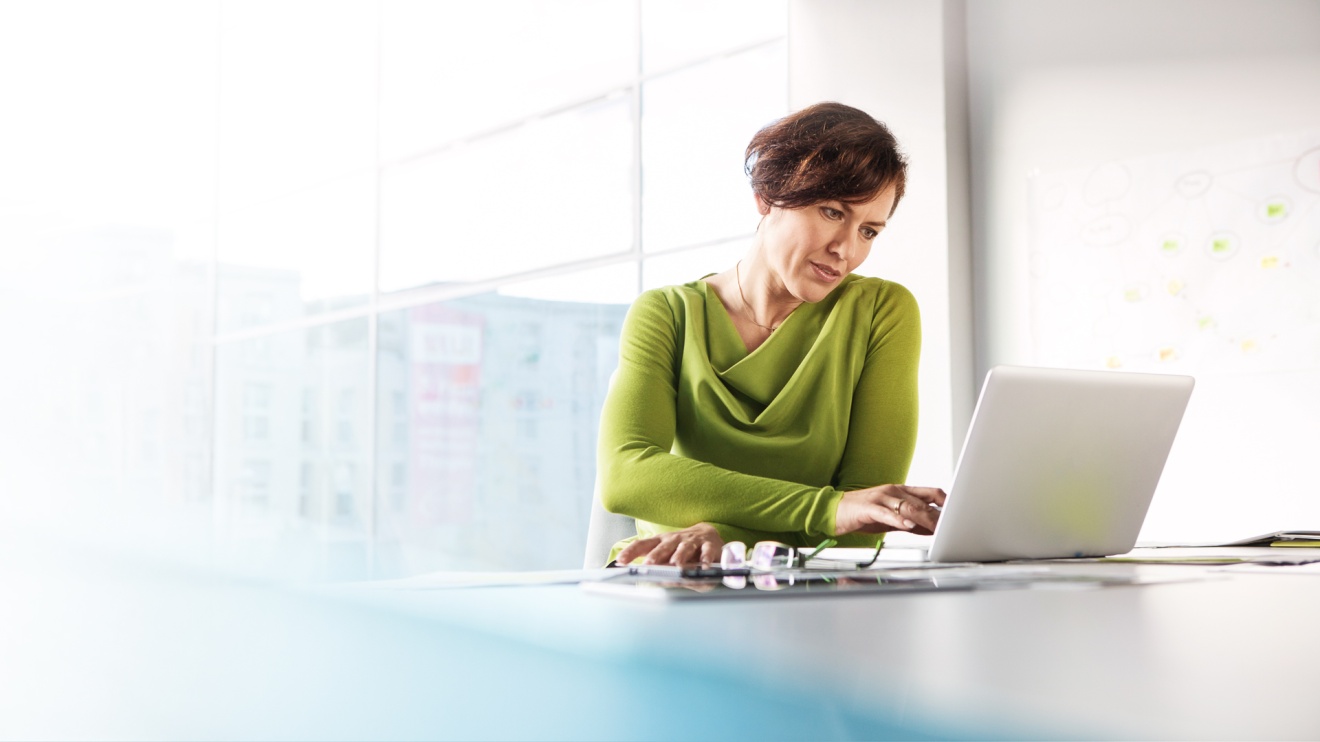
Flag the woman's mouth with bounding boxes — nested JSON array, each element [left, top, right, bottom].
[[810, 261, 842, 282]]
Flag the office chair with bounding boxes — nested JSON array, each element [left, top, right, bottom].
[[583, 482, 635, 568]]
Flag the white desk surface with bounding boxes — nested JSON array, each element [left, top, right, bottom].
[[365, 558, 1320, 740], [5, 531, 1319, 740]]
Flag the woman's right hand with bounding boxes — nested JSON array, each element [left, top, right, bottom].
[[834, 484, 947, 536], [615, 522, 725, 566]]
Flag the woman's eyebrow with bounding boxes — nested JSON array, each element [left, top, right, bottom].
[[839, 202, 887, 228]]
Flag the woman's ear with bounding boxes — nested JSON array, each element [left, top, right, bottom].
[[753, 192, 772, 216]]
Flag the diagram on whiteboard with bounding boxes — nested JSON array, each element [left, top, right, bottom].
[[1030, 129, 1320, 373]]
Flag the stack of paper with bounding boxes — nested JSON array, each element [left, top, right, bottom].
[[1213, 531, 1320, 548]]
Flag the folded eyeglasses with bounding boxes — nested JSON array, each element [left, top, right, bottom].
[[720, 538, 883, 573]]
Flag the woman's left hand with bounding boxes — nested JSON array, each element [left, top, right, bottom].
[[835, 484, 947, 536], [616, 523, 725, 566]]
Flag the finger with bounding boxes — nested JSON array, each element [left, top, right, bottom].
[[920, 505, 942, 534], [699, 540, 720, 565], [893, 497, 938, 532], [644, 536, 681, 565], [670, 540, 700, 565], [617, 537, 660, 566], [888, 498, 919, 530], [855, 504, 915, 534], [901, 486, 948, 506]]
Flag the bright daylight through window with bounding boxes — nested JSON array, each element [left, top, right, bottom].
[[0, 0, 786, 579]]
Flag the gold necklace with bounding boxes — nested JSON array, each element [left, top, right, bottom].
[[735, 261, 793, 332]]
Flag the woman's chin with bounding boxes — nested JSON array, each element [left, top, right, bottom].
[[791, 281, 839, 304]]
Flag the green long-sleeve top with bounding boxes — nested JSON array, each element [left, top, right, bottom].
[[596, 273, 922, 559]]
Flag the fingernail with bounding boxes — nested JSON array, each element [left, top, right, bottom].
[[904, 519, 916, 528]]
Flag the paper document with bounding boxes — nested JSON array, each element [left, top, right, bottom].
[[1100, 546, 1320, 565], [1149, 531, 1320, 548], [1215, 561, 1320, 575]]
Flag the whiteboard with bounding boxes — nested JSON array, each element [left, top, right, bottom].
[[1029, 129, 1320, 375]]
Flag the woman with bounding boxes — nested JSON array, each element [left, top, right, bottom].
[[597, 101, 946, 567]]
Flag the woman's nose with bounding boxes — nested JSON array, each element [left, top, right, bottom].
[[828, 230, 857, 260]]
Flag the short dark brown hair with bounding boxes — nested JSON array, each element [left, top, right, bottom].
[[745, 102, 907, 215]]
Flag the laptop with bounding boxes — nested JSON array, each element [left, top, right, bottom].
[[924, 365, 1194, 562]]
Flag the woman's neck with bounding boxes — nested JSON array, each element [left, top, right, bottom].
[[735, 252, 802, 331]]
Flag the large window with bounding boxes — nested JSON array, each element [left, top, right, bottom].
[[1, 0, 786, 579]]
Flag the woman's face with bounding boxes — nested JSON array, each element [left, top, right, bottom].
[[755, 184, 898, 304]]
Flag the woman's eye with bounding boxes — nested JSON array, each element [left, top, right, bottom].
[[822, 207, 843, 220], [861, 228, 878, 240]]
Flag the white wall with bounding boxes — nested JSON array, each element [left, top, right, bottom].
[[789, 0, 975, 489], [967, 0, 1320, 541]]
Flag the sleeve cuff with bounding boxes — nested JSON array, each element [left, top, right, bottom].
[[807, 487, 844, 539]]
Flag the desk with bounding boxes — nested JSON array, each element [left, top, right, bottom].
[[4, 534, 1319, 740]]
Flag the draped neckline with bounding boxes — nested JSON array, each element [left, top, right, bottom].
[[696, 274, 856, 410]]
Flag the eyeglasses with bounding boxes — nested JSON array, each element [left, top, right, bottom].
[[720, 538, 883, 572]]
